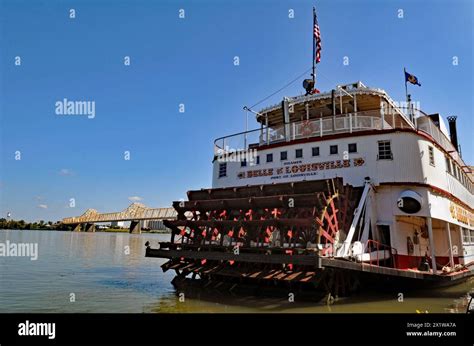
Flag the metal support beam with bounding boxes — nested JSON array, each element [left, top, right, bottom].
[[265, 114, 269, 144], [337, 180, 372, 258], [381, 100, 385, 130], [283, 98, 290, 141], [331, 89, 336, 131], [426, 217, 437, 274], [72, 224, 82, 232], [446, 222, 454, 268]]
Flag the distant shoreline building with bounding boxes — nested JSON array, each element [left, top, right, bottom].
[[140, 220, 166, 231], [111, 221, 127, 228]]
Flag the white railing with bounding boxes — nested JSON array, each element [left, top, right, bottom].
[[415, 115, 457, 158], [214, 110, 390, 155], [213, 108, 461, 166]]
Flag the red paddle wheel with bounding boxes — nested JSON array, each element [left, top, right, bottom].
[[164, 178, 360, 257], [152, 178, 363, 300]]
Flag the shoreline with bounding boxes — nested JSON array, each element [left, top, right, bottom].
[[0, 228, 171, 234]]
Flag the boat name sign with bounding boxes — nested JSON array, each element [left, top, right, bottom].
[[238, 158, 365, 180]]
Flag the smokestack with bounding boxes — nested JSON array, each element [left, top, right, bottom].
[[447, 116, 459, 152]]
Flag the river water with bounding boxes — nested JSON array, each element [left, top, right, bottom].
[[0, 229, 472, 313]]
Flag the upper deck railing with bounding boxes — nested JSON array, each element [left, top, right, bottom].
[[214, 107, 462, 166]]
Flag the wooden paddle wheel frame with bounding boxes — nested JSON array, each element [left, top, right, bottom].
[[147, 178, 363, 299]]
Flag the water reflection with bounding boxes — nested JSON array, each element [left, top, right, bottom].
[[145, 278, 474, 313]]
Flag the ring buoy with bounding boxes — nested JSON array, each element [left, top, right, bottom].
[[301, 120, 314, 136]]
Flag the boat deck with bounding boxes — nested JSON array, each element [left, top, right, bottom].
[[146, 243, 474, 287]]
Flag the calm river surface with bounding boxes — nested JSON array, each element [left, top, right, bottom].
[[0, 229, 472, 313]]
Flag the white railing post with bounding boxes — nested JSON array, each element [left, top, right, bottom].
[[265, 115, 270, 145], [320, 118, 323, 137], [349, 113, 352, 133], [293, 122, 296, 140], [381, 102, 385, 130]]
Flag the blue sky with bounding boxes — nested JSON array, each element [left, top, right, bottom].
[[0, 0, 472, 222]]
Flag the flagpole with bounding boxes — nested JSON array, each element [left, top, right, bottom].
[[312, 7, 316, 86], [404, 67, 408, 105], [404, 67, 411, 121]]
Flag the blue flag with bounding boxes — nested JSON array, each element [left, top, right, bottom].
[[405, 71, 421, 86]]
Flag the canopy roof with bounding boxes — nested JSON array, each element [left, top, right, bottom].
[[255, 82, 412, 128]]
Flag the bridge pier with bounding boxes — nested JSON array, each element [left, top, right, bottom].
[[85, 223, 96, 232], [130, 220, 141, 234], [72, 224, 82, 232]]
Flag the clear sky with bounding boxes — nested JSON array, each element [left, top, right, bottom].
[[0, 0, 472, 222]]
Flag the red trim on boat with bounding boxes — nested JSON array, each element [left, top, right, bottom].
[[394, 254, 459, 270], [249, 127, 472, 184]]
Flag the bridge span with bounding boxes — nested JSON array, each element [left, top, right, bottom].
[[62, 203, 177, 234]]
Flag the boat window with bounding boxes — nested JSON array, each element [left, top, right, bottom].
[[312, 147, 320, 157], [445, 156, 452, 174], [295, 149, 303, 158], [266, 153, 273, 163], [241, 159, 247, 167], [428, 146, 435, 166], [462, 228, 471, 243], [280, 151, 288, 161], [377, 140, 392, 160], [329, 145, 338, 155], [256, 156, 260, 165], [218, 163, 227, 178], [348, 143, 357, 153]]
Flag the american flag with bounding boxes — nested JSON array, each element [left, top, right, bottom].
[[314, 11, 321, 64]]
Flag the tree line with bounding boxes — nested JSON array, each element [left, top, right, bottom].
[[0, 218, 72, 231]]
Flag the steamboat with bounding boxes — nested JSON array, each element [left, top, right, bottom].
[[146, 8, 474, 300]]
